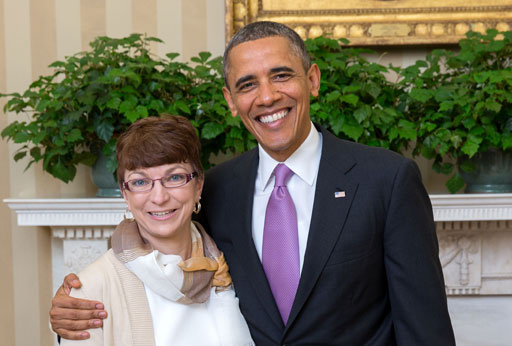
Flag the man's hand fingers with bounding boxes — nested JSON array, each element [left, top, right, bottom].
[[51, 314, 104, 330], [52, 293, 104, 310], [62, 273, 82, 294], [50, 309, 106, 338], [53, 328, 91, 341], [50, 284, 106, 339], [50, 304, 107, 322]]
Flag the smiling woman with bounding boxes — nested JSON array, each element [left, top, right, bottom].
[[116, 116, 205, 258], [59, 115, 254, 346]]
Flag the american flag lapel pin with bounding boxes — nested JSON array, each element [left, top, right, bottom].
[[334, 191, 346, 198]]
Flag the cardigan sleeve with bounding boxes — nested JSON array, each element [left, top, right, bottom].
[[60, 250, 136, 346]]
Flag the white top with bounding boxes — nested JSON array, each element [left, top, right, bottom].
[[145, 285, 253, 346], [252, 123, 323, 271]]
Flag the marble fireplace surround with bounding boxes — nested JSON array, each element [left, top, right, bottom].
[[5, 194, 512, 296], [5, 194, 512, 345]]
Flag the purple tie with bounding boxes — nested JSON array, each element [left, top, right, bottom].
[[262, 163, 300, 324]]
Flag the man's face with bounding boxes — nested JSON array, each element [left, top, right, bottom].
[[223, 36, 321, 162]]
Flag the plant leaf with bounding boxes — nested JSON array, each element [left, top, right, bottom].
[[397, 119, 417, 141], [106, 97, 122, 110], [461, 138, 480, 157], [503, 133, 512, 150], [67, 128, 83, 142], [340, 94, 359, 106], [202, 122, 224, 139], [96, 121, 114, 142], [52, 160, 76, 183], [446, 174, 465, 194], [341, 122, 364, 141], [13, 151, 27, 161], [354, 105, 371, 124], [326, 90, 341, 102], [175, 100, 191, 115], [410, 88, 431, 103], [14, 132, 31, 143]]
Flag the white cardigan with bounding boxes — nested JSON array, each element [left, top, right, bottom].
[[62, 249, 155, 346]]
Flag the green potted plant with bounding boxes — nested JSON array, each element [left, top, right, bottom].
[[306, 37, 415, 154], [399, 29, 512, 193], [1, 34, 189, 195], [0, 34, 254, 196]]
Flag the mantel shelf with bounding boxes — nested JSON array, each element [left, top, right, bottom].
[[430, 193, 512, 221], [4, 198, 127, 226], [4, 194, 512, 226]]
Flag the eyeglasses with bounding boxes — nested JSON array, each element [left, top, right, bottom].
[[122, 172, 197, 192]]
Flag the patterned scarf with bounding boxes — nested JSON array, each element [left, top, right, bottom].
[[111, 219, 232, 304]]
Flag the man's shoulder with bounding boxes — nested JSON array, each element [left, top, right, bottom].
[[321, 128, 409, 169]]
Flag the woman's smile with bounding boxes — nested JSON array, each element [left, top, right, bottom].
[[148, 209, 176, 219]]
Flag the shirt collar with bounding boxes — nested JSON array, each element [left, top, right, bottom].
[[257, 122, 322, 191]]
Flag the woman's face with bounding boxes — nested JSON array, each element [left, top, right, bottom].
[[122, 162, 203, 252]]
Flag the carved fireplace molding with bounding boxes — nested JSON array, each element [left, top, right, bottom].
[[5, 194, 512, 296], [225, 0, 512, 45]]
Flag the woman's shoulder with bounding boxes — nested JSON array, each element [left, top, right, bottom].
[[70, 249, 119, 300], [78, 249, 118, 279]]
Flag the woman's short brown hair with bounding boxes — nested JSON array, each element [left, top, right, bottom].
[[116, 115, 203, 186]]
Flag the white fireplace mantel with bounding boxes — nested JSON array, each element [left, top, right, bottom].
[[430, 193, 512, 221], [5, 194, 512, 346], [4, 198, 127, 226], [6, 193, 512, 224], [4, 198, 126, 295], [4, 194, 512, 297]]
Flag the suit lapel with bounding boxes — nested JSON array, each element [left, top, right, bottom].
[[225, 149, 285, 330], [285, 128, 359, 332]]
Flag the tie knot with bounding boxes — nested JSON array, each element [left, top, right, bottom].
[[273, 164, 294, 187]]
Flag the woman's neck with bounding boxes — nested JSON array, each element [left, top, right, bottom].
[[140, 224, 193, 260], [154, 239, 192, 260]]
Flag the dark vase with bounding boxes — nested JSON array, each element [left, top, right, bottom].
[[90, 151, 121, 197], [459, 149, 512, 193]]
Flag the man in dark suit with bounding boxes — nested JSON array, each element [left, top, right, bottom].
[[50, 21, 455, 345]]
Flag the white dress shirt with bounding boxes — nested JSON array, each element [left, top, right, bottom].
[[252, 123, 323, 271]]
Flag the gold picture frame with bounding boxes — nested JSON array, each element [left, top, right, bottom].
[[225, 0, 512, 45]]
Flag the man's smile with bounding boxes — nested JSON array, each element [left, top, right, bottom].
[[258, 109, 290, 124]]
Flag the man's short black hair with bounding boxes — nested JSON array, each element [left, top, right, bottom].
[[223, 21, 311, 88]]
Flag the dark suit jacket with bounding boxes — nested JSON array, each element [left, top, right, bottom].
[[200, 125, 455, 346]]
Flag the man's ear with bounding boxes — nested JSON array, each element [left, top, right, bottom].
[[222, 86, 239, 118], [308, 63, 321, 98]]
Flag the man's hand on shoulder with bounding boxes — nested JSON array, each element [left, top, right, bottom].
[[49, 273, 107, 340]]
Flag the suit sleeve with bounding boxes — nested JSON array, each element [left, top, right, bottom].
[[383, 159, 455, 346]]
